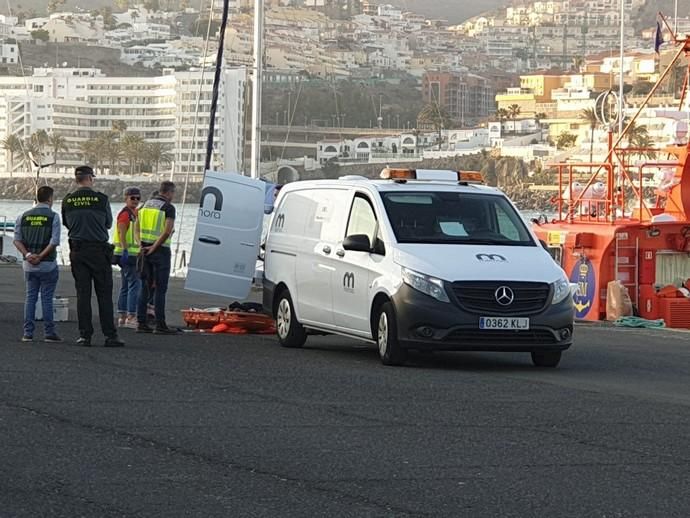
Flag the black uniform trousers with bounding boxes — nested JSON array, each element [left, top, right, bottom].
[[69, 241, 117, 339]]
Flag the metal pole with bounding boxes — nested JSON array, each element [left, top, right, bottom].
[[250, 0, 264, 179], [674, 0, 678, 35], [618, 0, 625, 137]]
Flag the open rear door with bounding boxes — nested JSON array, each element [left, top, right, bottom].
[[185, 171, 265, 300]]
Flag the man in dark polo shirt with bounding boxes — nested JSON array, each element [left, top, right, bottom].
[[62, 165, 124, 347]]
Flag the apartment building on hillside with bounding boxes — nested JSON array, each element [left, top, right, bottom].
[[421, 71, 495, 125], [0, 67, 246, 176]]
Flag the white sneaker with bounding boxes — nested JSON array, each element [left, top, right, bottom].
[[117, 315, 126, 327], [124, 316, 138, 329]]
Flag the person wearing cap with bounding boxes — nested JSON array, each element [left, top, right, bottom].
[[113, 187, 142, 329], [62, 165, 124, 347], [13, 185, 62, 343]]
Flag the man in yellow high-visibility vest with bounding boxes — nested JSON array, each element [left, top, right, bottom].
[[135, 181, 178, 334]]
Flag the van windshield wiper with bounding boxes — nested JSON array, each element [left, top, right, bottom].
[[463, 239, 535, 246]]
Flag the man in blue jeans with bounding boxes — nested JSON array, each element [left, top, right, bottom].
[[136, 181, 178, 334], [13, 186, 62, 343], [113, 186, 141, 328]]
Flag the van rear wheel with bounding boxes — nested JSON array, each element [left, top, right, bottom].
[[275, 291, 307, 348], [376, 302, 407, 366], [531, 350, 562, 368]]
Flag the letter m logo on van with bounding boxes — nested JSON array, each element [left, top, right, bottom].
[[476, 253, 507, 262], [343, 272, 355, 292]]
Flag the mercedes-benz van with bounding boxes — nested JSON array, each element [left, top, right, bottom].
[[186, 169, 574, 367], [263, 168, 573, 367]]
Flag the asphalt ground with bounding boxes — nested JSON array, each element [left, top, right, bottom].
[[1, 265, 689, 517]]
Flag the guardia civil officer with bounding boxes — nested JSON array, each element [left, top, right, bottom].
[[13, 186, 62, 343], [62, 166, 124, 347]]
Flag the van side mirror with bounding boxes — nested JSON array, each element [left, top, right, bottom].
[[372, 238, 386, 256], [343, 234, 372, 252]]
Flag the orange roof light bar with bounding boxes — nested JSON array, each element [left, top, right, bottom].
[[379, 168, 485, 183], [457, 171, 484, 184], [380, 168, 416, 180]]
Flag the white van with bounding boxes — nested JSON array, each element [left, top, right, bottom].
[[186, 169, 574, 367]]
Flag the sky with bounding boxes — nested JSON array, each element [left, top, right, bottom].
[[387, 0, 509, 23]]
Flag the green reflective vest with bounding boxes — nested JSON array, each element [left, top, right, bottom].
[[139, 199, 171, 247], [113, 208, 140, 255], [20, 206, 57, 262]]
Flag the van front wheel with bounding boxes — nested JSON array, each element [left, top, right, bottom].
[[276, 291, 307, 348], [376, 303, 407, 366]]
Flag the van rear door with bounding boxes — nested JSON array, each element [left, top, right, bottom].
[[185, 171, 265, 300]]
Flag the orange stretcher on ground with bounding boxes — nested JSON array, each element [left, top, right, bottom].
[[181, 308, 276, 335]]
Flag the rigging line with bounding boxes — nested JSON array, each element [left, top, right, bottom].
[[204, 0, 231, 171], [279, 77, 303, 161], [172, 0, 216, 272]]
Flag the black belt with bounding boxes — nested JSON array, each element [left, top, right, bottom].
[[69, 239, 110, 248]]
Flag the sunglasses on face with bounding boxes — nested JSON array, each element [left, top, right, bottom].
[[129, 196, 140, 201]]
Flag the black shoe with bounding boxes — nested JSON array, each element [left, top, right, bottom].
[[104, 336, 125, 347], [153, 327, 180, 335], [136, 323, 154, 334], [21, 335, 33, 343], [44, 335, 63, 343], [76, 336, 91, 347]]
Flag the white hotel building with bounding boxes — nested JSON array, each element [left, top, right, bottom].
[[0, 66, 247, 176]]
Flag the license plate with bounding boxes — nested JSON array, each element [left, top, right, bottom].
[[479, 317, 530, 330]]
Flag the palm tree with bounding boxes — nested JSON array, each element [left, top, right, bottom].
[[112, 120, 128, 134], [580, 108, 599, 165], [78, 139, 102, 173], [121, 134, 147, 174], [48, 133, 68, 173], [97, 131, 122, 175], [146, 142, 173, 175], [29, 130, 49, 164], [497, 108, 509, 132], [417, 103, 452, 150], [508, 104, 521, 133], [2, 134, 22, 177], [624, 120, 656, 160], [22, 138, 40, 172]]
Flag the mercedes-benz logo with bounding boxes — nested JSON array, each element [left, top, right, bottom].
[[495, 286, 514, 306]]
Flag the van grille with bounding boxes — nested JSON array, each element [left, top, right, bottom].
[[451, 281, 551, 315], [447, 329, 557, 345]]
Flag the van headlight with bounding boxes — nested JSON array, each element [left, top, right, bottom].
[[552, 277, 571, 305], [402, 267, 450, 303]]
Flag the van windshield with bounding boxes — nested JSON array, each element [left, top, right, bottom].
[[381, 191, 535, 246]]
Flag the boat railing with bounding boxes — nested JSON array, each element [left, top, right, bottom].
[[552, 162, 614, 224], [550, 145, 676, 224], [0, 215, 11, 236]]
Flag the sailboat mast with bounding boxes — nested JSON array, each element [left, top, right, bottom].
[[250, 0, 264, 179], [205, 0, 230, 172]]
